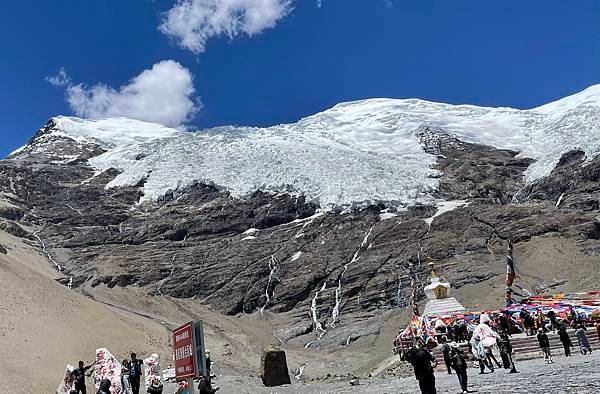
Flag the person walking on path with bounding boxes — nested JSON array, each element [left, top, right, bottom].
[[408, 341, 437, 394], [449, 343, 469, 394], [497, 332, 518, 373], [558, 324, 573, 357], [484, 346, 502, 369], [576, 324, 593, 355], [537, 328, 553, 364], [439, 336, 453, 375], [129, 352, 144, 394], [71, 360, 96, 394], [470, 333, 494, 374], [497, 333, 511, 369]]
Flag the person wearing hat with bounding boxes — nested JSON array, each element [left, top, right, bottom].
[[536, 328, 553, 363], [449, 343, 469, 394]]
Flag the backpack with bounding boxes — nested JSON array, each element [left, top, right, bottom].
[[450, 348, 465, 368]]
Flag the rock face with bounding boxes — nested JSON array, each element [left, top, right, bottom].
[[260, 346, 291, 387], [1, 117, 600, 352]]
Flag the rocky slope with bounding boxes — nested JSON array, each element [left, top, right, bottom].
[[2, 87, 600, 382]]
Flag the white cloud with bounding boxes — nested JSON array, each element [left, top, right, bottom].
[[46, 67, 71, 87], [159, 0, 293, 54], [48, 60, 200, 128]]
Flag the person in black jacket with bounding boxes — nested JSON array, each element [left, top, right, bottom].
[[537, 328, 553, 364], [497, 332, 518, 373], [558, 324, 573, 356], [129, 352, 144, 394], [198, 374, 220, 394], [96, 378, 112, 394], [547, 310, 559, 332], [439, 336, 452, 375], [498, 313, 511, 336], [449, 343, 469, 394], [408, 342, 437, 394], [71, 360, 96, 394]]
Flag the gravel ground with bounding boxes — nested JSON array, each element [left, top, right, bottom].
[[164, 351, 600, 393]]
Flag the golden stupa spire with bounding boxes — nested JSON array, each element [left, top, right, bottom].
[[427, 256, 437, 279]]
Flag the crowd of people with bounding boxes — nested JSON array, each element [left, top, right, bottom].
[[68, 352, 152, 394], [404, 308, 597, 394], [65, 350, 219, 394]]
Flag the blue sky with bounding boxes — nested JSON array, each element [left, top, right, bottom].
[[1, 0, 599, 158]]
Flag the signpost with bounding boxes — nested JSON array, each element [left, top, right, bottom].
[[173, 320, 206, 394]]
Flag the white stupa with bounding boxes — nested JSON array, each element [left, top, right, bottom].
[[422, 257, 467, 316]]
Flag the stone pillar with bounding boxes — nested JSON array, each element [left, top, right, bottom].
[[260, 345, 291, 387]]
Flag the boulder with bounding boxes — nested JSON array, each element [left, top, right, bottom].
[[260, 345, 291, 387]]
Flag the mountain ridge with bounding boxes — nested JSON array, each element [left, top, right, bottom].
[[10, 84, 600, 209]]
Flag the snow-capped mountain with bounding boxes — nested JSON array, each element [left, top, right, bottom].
[[11, 84, 600, 208], [3, 85, 600, 358]]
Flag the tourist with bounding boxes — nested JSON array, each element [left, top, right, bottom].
[[175, 380, 189, 394], [205, 350, 212, 376], [497, 312, 510, 335], [408, 340, 437, 394], [484, 345, 502, 369], [558, 324, 573, 357], [454, 322, 464, 343], [470, 333, 494, 374], [198, 374, 220, 394], [147, 377, 164, 394], [121, 359, 132, 394], [446, 324, 455, 343], [535, 309, 546, 332], [439, 336, 453, 374], [481, 315, 502, 369], [454, 324, 461, 343], [497, 332, 511, 369], [497, 332, 518, 373], [435, 318, 447, 342], [575, 324, 592, 355], [537, 328, 553, 363], [96, 378, 112, 394], [449, 343, 469, 394], [520, 309, 535, 336], [71, 360, 96, 394], [129, 352, 144, 394], [547, 310, 559, 332]]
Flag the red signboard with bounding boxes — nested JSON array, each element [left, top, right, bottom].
[[173, 322, 196, 379]]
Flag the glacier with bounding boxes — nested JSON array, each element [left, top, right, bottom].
[[20, 84, 600, 208]]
